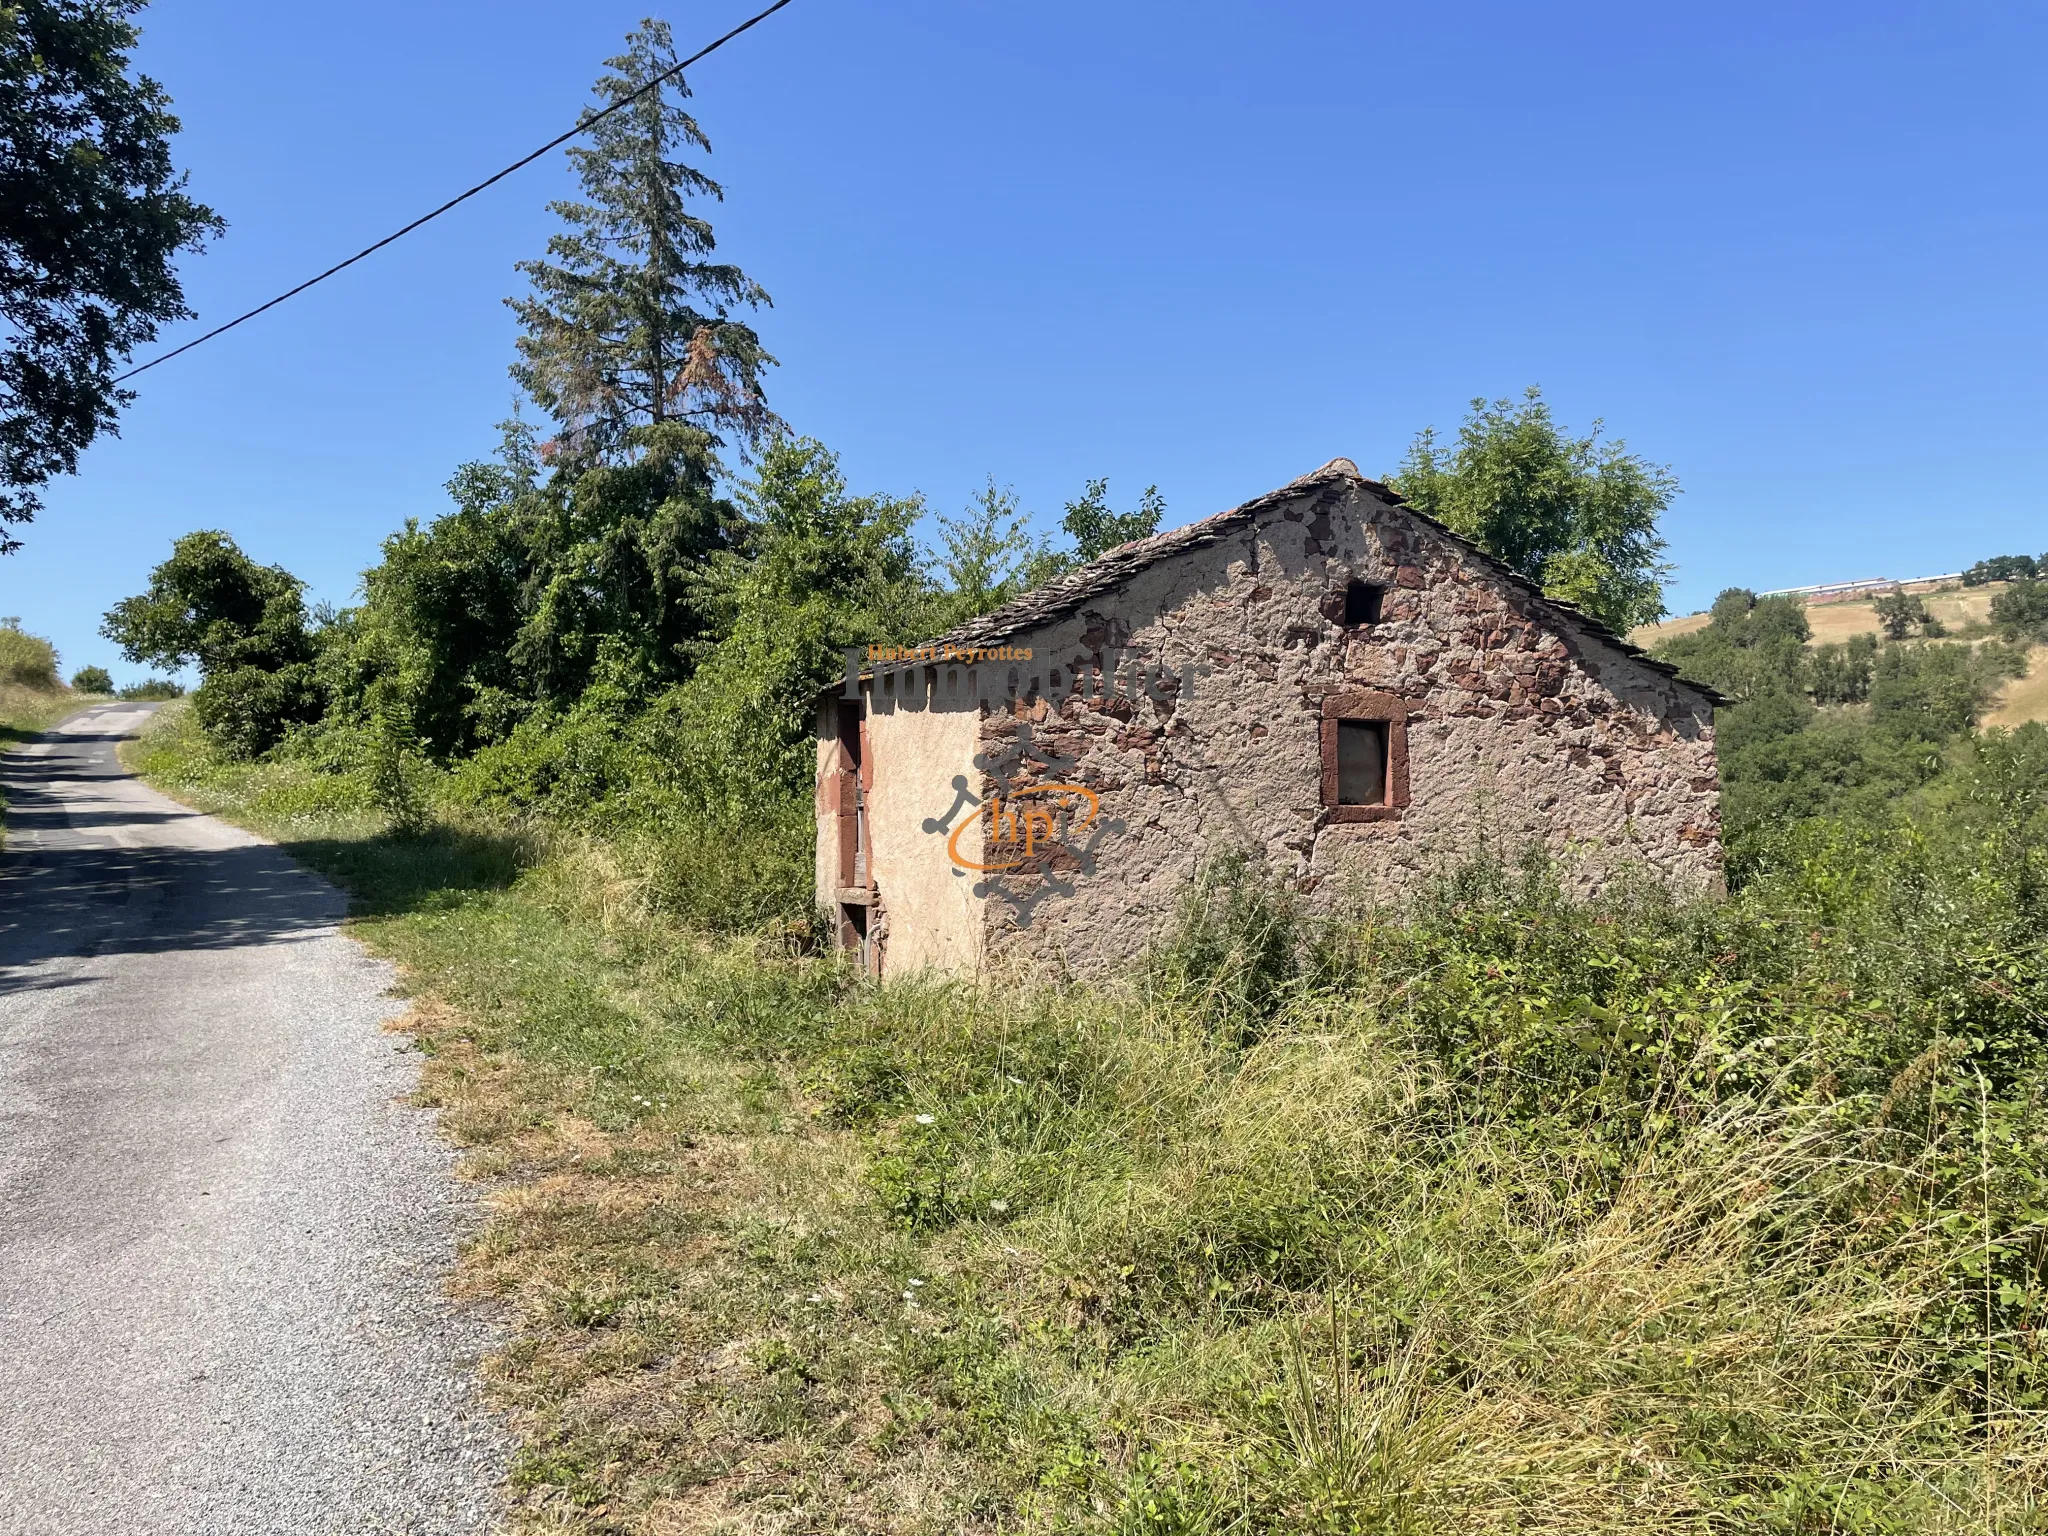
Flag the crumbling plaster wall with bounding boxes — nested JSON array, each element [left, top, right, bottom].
[[862, 685, 985, 976], [975, 478, 1720, 978], [813, 726, 839, 908]]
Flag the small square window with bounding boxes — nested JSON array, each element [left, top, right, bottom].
[[1336, 719, 1388, 806], [1342, 580, 1384, 627]]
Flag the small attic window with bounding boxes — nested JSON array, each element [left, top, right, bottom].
[[1342, 580, 1384, 627]]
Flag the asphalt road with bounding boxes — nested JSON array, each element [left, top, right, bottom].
[[0, 705, 506, 1534]]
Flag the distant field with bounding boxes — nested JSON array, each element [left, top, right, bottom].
[[1632, 582, 2048, 727], [1986, 645, 2048, 730]]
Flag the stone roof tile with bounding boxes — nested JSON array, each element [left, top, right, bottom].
[[934, 458, 1725, 706]]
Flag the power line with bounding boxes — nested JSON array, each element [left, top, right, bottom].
[[114, 0, 796, 385]]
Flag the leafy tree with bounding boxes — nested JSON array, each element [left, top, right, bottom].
[[1061, 478, 1164, 562], [1652, 588, 1810, 703], [509, 18, 772, 466], [506, 426, 737, 707], [337, 441, 542, 758], [652, 436, 929, 806], [1991, 578, 2048, 643], [1, 0, 221, 548], [69, 663, 111, 692], [1015, 478, 1168, 590], [719, 436, 927, 635], [1964, 554, 2038, 587], [102, 530, 310, 673], [1872, 588, 1942, 640], [1390, 387, 1675, 633], [328, 416, 741, 758], [1808, 633, 1877, 705], [1870, 641, 2010, 741], [932, 479, 1044, 624], [101, 530, 317, 756]]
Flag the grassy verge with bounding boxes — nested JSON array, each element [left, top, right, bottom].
[[0, 681, 91, 747], [2, 682, 100, 844], [129, 703, 2048, 1534]]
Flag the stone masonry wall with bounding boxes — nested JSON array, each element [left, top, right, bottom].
[[971, 473, 1720, 979]]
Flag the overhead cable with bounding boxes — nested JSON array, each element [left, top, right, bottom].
[[114, 0, 796, 383]]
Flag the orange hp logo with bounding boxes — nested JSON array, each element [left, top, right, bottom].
[[946, 784, 1101, 872]]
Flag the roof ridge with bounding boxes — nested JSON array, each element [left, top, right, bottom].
[[928, 459, 1722, 705]]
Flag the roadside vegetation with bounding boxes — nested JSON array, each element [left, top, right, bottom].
[[0, 616, 82, 744], [131, 691, 2048, 1533], [98, 20, 2048, 1532]]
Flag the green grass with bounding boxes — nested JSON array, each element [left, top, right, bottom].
[[127, 703, 2048, 1534]]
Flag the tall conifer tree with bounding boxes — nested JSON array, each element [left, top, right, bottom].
[[509, 18, 773, 464]]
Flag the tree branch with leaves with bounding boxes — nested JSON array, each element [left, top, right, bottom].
[[0, 0, 221, 548]]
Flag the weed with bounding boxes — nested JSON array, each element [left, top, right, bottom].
[[129, 714, 2048, 1533]]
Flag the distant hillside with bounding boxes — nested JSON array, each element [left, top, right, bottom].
[[1631, 579, 2048, 728]]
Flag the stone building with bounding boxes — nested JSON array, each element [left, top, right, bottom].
[[815, 458, 1721, 979]]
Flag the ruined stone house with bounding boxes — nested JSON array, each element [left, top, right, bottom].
[[815, 458, 1722, 979]]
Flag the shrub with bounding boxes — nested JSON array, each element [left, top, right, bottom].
[[0, 619, 59, 689], [118, 677, 185, 700], [190, 662, 321, 760], [1146, 850, 1315, 1038], [69, 665, 113, 694], [1992, 577, 2048, 643]]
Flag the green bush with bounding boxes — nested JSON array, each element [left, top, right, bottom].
[[0, 620, 59, 689], [444, 705, 815, 935], [69, 665, 113, 694], [118, 677, 185, 700], [1146, 849, 1316, 1037], [1992, 577, 2048, 643], [191, 662, 321, 760]]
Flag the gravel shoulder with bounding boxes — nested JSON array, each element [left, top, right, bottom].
[[0, 704, 507, 1536]]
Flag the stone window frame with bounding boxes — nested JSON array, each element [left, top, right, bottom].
[[1319, 689, 1412, 824]]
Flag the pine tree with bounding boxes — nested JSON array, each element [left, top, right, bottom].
[[509, 18, 773, 464]]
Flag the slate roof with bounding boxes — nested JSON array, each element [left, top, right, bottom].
[[933, 457, 1725, 706]]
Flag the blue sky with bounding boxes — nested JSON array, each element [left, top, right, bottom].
[[7, 0, 2045, 684]]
